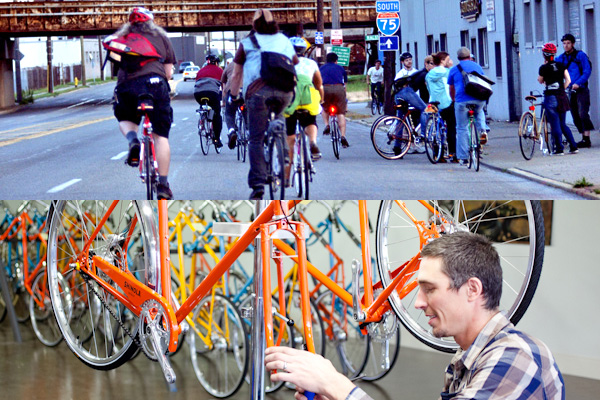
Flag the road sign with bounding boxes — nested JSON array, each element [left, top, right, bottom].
[[376, 12, 400, 36], [376, 0, 400, 13], [331, 46, 350, 67], [315, 31, 324, 45], [331, 29, 343, 46], [378, 35, 399, 51], [365, 34, 379, 42]]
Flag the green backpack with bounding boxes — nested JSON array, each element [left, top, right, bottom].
[[285, 73, 314, 116]]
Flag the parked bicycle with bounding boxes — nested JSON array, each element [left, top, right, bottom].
[[518, 91, 550, 160], [423, 102, 448, 164]]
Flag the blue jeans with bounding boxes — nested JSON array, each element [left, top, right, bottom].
[[544, 95, 577, 152], [395, 87, 428, 132], [454, 100, 486, 160]]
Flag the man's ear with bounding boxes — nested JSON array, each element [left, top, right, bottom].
[[465, 277, 484, 301]]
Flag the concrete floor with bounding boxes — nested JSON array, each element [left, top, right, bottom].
[[1, 321, 598, 400]]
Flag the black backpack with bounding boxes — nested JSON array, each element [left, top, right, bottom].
[[565, 49, 593, 75], [249, 33, 297, 93]]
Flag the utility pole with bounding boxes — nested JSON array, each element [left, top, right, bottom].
[[98, 36, 104, 81], [331, 0, 340, 29], [15, 38, 22, 104], [316, 0, 324, 64], [80, 36, 87, 86], [47, 37, 53, 93]]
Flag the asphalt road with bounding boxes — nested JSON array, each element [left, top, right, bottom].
[[0, 77, 585, 199]]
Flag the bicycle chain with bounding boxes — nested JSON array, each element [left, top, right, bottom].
[[79, 269, 155, 361]]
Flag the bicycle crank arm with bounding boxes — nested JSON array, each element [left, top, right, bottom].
[[149, 325, 176, 384]]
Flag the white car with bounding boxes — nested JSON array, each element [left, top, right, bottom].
[[183, 66, 200, 81]]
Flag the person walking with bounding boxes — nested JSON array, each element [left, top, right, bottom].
[[556, 33, 594, 148]]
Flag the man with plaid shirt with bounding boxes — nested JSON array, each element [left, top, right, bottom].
[[265, 232, 564, 400]]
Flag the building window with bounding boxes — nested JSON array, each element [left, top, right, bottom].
[[494, 41, 502, 78], [534, 0, 544, 44], [524, 1, 534, 47], [547, 0, 557, 41], [440, 33, 447, 52], [427, 35, 434, 55], [471, 37, 477, 59], [460, 30, 469, 47], [434, 40, 440, 53], [414, 42, 419, 67], [564, 0, 581, 39], [478, 28, 488, 67]]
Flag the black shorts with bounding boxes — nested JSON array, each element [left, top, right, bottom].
[[113, 75, 173, 138], [286, 111, 317, 136]]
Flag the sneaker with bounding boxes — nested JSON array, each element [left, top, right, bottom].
[[323, 125, 331, 135], [310, 143, 322, 161], [577, 139, 591, 148], [393, 146, 403, 156], [479, 132, 488, 145], [569, 147, 579, 154], [214, 139, 224, 148], [126, 139, 140, 167], [249, 186, 264, 200], [228, 129, 237, 149], [458, 159, 468, 166], [341, 136, 349, 148], [157, 182, 173, 200], [553, 150, 565, 156]]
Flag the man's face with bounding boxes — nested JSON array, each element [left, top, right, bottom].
[[403, 58, 413, 70], [414, 257, 470, 340], [375, 61, 381, 69], [563, 40, 574, 53]]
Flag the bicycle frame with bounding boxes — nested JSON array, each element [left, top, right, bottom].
[[139, 111, 158, 186]]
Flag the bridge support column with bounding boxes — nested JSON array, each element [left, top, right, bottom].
[[0, 37, 15, 110]]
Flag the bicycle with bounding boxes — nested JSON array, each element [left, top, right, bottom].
[[423, 102, 447, 164], [197, 97, 222, 156], [234, 102, 249, 162], [328, 105, 342, 159], [291, 110, 316, 200], [135, 94, 159, 200], [518, 91, 550, 160], [264, 98, 287, 200], [370, 84, 383, 116], [466, 104, 481, 171]]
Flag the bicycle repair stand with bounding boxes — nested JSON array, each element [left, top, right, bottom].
[[0, 257, 22, 342]]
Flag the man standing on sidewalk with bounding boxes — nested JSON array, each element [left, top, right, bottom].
[[556, 33, 594, 148]]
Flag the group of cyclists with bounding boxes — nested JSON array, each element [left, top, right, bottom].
[[111, 7, 351, 200]]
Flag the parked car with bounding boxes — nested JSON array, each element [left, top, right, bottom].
[[178, 61, 195, 73], [182, 66, 200, 81]]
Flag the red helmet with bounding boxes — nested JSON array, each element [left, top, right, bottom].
[[542, 42, 557, 56], [129, 7, 154, 23]]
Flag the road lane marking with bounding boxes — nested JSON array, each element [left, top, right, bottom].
[[182, 117, 189, 121], [111, 151, 128, 160], [0, 116, 113, 147], [66, 99, 95, 109], [47, 178, 82, 193]]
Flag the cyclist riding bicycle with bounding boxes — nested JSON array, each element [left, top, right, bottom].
[[222, 60, 244, 148], [228, 9, 298, 200], [320, 52, 349, 148], [194, 54, 224, 148], [108, 7, 176, 199], [366, 59, 384, 107], [285, 37, 324, 173]]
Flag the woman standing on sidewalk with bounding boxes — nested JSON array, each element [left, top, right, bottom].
[[537, 43, 579, 155]]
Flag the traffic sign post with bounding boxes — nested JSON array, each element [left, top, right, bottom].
[[331, 46, 350, 67], [315, 31, 324, 45], [378, 35, 399, 51], [331, 29, 343, 46], [376, 12, 400, 36]]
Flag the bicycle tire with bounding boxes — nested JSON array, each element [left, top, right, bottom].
[[189, 293, 248, 398], [473, 125, 481, 171], [293, 128, 305, 199], [302, 134, 311, 200], [143, 140, 155, 200], [331, 116, 341, 159], [235, 109, 247, 162], [29, 270, 63, 347], [315, 291, 369, 380], [199, 115, 210, 156], [268, 134, 286, 200], [371, 98, 377, 115], [468, 121, 476, 170], [371, 116, 411, 160], [518, 111, 536, 160], [47, 200, 159, 370], [375, 200, 545, 353], [424, 117, 443, 164], [361, 313, 401, 381]]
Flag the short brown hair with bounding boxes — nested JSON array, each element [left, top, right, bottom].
[[432, 51, 449, 66], [253, 9, 279, 34]]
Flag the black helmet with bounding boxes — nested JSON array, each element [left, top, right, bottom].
[[400, 52, 413, 62], [561, 33, 576, 43], [206, 54, 219, 63]]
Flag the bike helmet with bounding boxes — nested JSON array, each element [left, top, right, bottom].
[[129, 7, 153, 23], [542, 42, 557, 57], [400, 52, 413, 62], [290, 37, 308, 55], [206, 54, 219, 64]]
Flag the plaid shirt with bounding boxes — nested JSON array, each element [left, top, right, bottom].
[[441, 311, 565, 400]]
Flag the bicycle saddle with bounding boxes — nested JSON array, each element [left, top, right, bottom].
[[525, 95, 538, 102], [466, 104, 478, 111], [429, 101, 440, 106], [295, 109, 311, 116], [266, 97, 284, 112], [137, 94, 155, 111]]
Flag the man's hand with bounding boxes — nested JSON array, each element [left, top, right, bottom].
[[572, 83, 580, 90]]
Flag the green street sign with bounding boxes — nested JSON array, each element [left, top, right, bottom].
[[365, 34, 379, 41], [332, 46, 350, 67]]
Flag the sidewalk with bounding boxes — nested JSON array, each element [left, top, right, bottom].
[[347, 101, 600, 199]]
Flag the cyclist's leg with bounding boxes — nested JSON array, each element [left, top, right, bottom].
[[147, 80, 174, 198], [370, 82, 376, 102], [441, 104, 457, 157], [543, 96, 564, 153], [301, 112, 320, 159], [208, 91, 223, 146], [285, 113, 298, 182], [474, 100, 487, 142], [558, 110, 579, 151], [114, 82, 143, 165], [454, 101, 470, 161], [334, 87, 348, 143]]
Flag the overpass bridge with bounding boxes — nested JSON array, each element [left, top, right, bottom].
[[0, 1, 376, 108]]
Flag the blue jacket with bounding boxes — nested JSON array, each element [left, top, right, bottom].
[[555, 49, 592, 87]]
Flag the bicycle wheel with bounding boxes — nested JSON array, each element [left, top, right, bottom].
[[377, 100, 383, 115], [143, 140, 155, 200], [189, 293, 248, 398], [371, 97, 377, 115], [47, 200, 159, 370], [315, 291, 369, 380], [424, 117, 443, 164], [471, 122, 481, 171], [331, 117, 341, 159], [199, 115, 210, 156], [29, 269, 63, 347], [268, 134, 286, 200], [235, 109, 247, 162], [361, 311, 401, 381], [375, 200, 545, 353], [371, 116, 411, 160], [293, 131, 305, 199], [302, 135, 311, 200], [518, 111, 536, 160]]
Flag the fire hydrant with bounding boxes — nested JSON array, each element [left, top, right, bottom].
[[75, 77, 79, 87]]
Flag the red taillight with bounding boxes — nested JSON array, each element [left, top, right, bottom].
[[529, 105, 535, 111], [329, 105, 337, 115], [468, 110, 475, 116], [240, 105, 245, 111]]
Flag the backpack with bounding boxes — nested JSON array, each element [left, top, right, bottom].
[[565, 49, 592, 76], [457, 64, 495, 101], [284, 73, 318, 116], [249, 33, 297, 93], [102, 33, 163, 74]]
